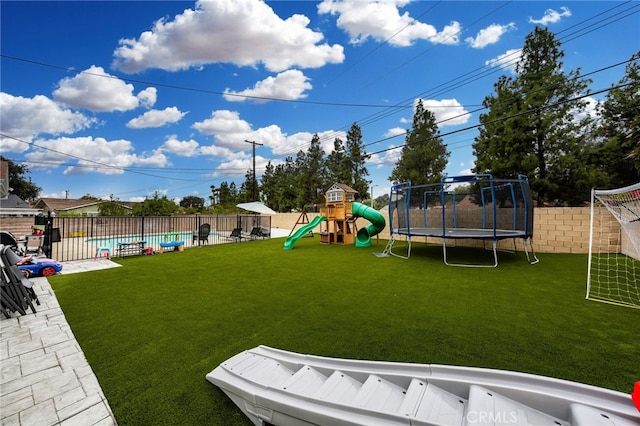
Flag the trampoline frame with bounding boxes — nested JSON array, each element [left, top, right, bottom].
[[380, 174, 539, 267]]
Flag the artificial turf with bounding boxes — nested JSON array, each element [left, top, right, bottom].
[[49, 236, 639, 425]]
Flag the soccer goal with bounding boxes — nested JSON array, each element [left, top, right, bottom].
[[586, 182, 640, 308]]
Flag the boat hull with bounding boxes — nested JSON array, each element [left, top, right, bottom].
[[207, 345, 640, 426]]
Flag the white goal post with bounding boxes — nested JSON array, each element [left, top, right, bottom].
[[587, 182, 640, 308]]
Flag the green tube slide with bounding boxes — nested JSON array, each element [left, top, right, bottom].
[[352, 201, 386, 248], [283, 215, 327, 250]]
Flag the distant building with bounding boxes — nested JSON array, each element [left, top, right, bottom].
[[33, 198, 137, 217], [0, 159, 40, 217]]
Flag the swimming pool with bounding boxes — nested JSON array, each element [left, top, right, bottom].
[[86, 231, 197, 247]]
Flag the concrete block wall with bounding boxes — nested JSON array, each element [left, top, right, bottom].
[[1, 207, 624, 255], [0, 217, 35, 239]]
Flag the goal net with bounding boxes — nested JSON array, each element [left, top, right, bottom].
[[587, 182, 640, 308]]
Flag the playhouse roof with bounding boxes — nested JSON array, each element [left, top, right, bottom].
[[327, 183, 358, 194]]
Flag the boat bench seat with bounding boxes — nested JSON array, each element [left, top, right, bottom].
[[464, 385, 566, 426], [570, 403, 632, 425]]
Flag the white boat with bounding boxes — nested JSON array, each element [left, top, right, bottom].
[[206, 345, 639, 426]]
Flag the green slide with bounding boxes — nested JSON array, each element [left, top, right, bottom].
[[283, 215, 327, 250], [352, 201, 386, 248]]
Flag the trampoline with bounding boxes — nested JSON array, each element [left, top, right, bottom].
[[380, 174, 539, 267]]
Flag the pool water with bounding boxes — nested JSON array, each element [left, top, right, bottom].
[[86, 232, 198, 247]]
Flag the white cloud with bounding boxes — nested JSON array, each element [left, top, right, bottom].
[[199, 144, 245, 160], [192, 109, 344, 163], [429, 21, 462, 45], [212, 157, 256, 178], [318, 0, 460, 46], [25, 136, 139, 175], [160, 135, 200, 157], [223, 70, 312, 102], [571, 96, 599, 123], [0, 92, 95, 152], [485, 48, 522, 74], [384, 127, 406, 138], [135, 149, 169, 168], [53, 65, 155, 112], [137, 87, 158, 108], [192, 110, 254, 150], [465, 23, 515, 49], [368, 145, 401, 168], [112, 0, 344, 73], [420, 98, 470, 126], [528, 7, 571, 25], [127, 106, 187, 129]]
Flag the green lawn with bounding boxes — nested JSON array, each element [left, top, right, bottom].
[[49, 236, 639, 425]]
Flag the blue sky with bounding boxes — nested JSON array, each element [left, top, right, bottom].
[[1, 1, 638, 204]]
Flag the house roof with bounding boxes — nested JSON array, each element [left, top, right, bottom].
[[34, 198, 136, 211], [0, 194, 33, 209], [327, 183, 358, 194]]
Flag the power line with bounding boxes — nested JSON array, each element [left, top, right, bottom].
[[364, 81, 636, 159], [1, 2, 637, 187], [0, 134, 208, 182], [0, 54, 404, 109]]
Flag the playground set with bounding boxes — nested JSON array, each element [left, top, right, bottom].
[[283, 183, 386, 250], [283, 175, 537, 268]]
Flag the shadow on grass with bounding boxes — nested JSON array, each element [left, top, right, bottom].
[[50, 236, 639, 425]]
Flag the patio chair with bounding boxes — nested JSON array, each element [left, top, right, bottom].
[[192, 223, 211, 244], [226, 228, 246, 242], [0, 245, 38, 317], [248, 227, 269, 240], [24, 235, 44, 256]]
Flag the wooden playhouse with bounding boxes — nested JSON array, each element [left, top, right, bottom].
[[319, 183, 359, 245]]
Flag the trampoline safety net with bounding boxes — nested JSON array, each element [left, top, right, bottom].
[[385, 174, 538, 266]]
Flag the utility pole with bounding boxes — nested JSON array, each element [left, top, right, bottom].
[[244, 139, 263, 201]]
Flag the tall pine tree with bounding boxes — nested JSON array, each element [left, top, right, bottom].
[[390, 99, 449, 185], [326, 137, 351, 185], [344, 123, 370, 198], [594, 52, 640, 186], [473, 27, 595, 205]]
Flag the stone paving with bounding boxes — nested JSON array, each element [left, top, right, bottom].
[[1, 260, 119, 425]]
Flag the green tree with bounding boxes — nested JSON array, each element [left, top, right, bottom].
[[344, 123, 370, 198], [593, 52, 640, 186], [238, 170, 256, 204], [390, 99, 449, 186], [473, 27, 595, 205], [217, 182, 233, 205], [296, 134, 327, 207], [209, 181, 242, 214], [180, 195, 205, 212], [98, 196, 129, 216], [1, 156, 41, 202], [325, 137, 350, 185], [261, 157, 298, 212], [132, 193, 179, 216], [259, 162, 278, 210], [80, 194, 101, 201]]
